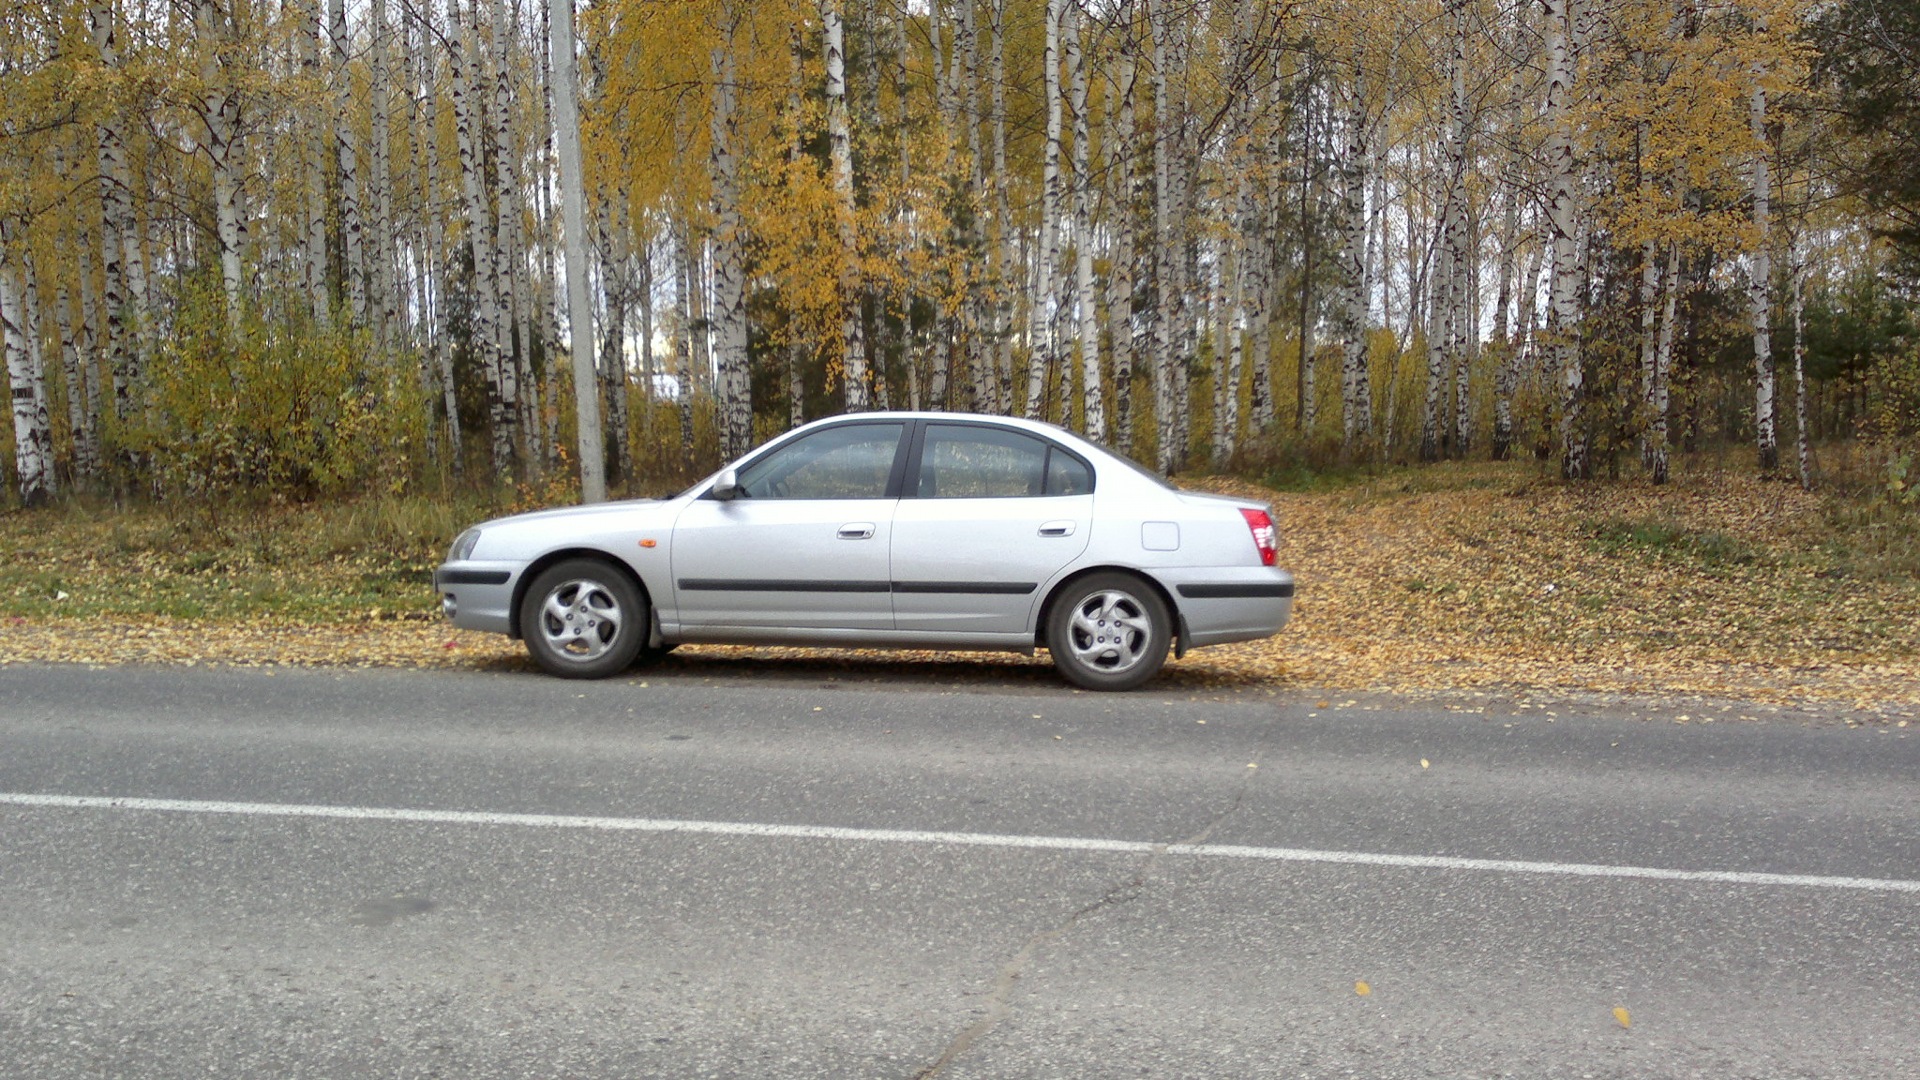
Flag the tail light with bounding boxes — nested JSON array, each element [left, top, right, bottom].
[[1240, 507, 1277, 566]]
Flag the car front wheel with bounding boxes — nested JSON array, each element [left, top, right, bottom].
[[519, 558, 647, 679], [1046, 572, 1171, 691]]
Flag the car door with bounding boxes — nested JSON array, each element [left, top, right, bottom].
[[890, 421, 1095, 635], [669, 421, 907, 630]]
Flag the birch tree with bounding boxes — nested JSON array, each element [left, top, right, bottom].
[[709, 6, 750, 460], [1, 221, 53, 505], [1066, 0, 1102, 442], [1024, 0, 1065, 421], [196, 0, 245, 327], [369, 0, 397, 342], [1107, 32, 1140, 456], [553, 0, 604, 501], [822, 0, 869, 411], [332, 0, 368, 324], [1542, 0, 1587, 479], [1336, 47, 1371, 447], [299, 0, 331, 327], [87, 0, 142, 420], [450, 0, 513, 472], [1749, 35, 1777, 472]]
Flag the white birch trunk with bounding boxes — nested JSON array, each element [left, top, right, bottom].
[[54, 264, 96, 479], [784, 26, 810, 424], [1749, 67, 1777, 471], [1022, 0, 1064, 420], [332, 0, 368, 325], [537, 0, 562, 465], [88, 0, 139, 420], [1637, 236, 1659, 463], [1148, 0, 1176, 473], [1516, 228, 1547, 440], [1648, 240, 1679, 484], [451, 0, 511, 473], [638, 235, 658, 413], [1338, 57, 1372, 446], [1491, 207, 1526, 461], [1, 234, 54, 506], [959, 0, 982, 410], [709, 24, 750, 461], [890, 3, 916, 418], [1420, 226, 1450, 462], [488, 0, 532, 464], [1789, 232, 1810, 490], [75, 228, 105, 456], [1294, 56, 1317, 436], [50, 144, 98, 479], [553, 0, 604, 500], [676, 221, 697, 459], [198, 0, 244, 329], [1107, 42, 1138, 455], [369, 0, 396, 343], [1066, 2, 1102, 441], [300, 0, 331, 328], [1446, 0, 1473, 456], [822, 0, 869, 411], [989, 0, 1014, 413], [926, 1, 957, 410], [1244, 43, 1275, 439], [414, 4, 460, 468], [1543, 0, 1586, 479], [1490, 62, 1524, 462], [1167, 25, 1194, 462], [594, 196, 633, 483]]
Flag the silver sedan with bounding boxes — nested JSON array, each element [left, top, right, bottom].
[[435, 412, 1293, 690]]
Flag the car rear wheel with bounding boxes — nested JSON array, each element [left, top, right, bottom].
[[1046, 572, 1171, 691], [519, 558, 647, 679]]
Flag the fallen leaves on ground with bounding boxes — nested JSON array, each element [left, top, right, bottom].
[[1, 462, 1915, 718], [1195, 463, 1919, 715]]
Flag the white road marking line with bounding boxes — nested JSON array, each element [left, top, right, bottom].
[[5, 791, 1917, 894]]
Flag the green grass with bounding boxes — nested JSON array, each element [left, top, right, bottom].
[[0, 490, 502, 623], [1586, 517, 1765, 569]]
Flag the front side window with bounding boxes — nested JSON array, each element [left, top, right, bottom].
[[916, 424, 1093, 498], [735, 423, 904, 499]]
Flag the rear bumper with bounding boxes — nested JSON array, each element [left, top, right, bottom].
[[1156, 567, 1294, 648]]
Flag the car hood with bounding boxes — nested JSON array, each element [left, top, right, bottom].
[[478, 498, 664, 531]]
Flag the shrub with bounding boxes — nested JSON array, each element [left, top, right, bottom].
[[113, 282, 427, 502]]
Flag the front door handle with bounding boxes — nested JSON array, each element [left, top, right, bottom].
[[1038, 520, 1076, 537], [838, 522, 876, 540]]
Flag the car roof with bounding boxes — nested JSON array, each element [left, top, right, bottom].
[[797, 411, 1084, 441]]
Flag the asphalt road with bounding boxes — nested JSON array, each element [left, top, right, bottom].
[[1, 661, 1916, 1079]]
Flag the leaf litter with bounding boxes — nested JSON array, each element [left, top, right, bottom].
[[1, 462, 1914, 721]]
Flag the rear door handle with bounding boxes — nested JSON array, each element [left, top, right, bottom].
[[838, 522, 876, 540], [1038, 520, 1076, 537]]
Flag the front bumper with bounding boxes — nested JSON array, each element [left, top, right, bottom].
[[433, 562, 523, 636]]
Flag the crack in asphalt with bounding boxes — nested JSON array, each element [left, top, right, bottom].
[[909, 775, 1259, 1079]]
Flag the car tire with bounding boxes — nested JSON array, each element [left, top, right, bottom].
[[1045, 572, 1172, 691], [519, 558, 648, 679]]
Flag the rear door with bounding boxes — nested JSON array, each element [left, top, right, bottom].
[[889, 421, 1094, 634], [669, 421, 907, 630]]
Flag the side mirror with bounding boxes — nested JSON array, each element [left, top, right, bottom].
[[710, 468, 742, 501]]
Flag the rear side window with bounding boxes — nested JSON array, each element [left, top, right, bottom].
[[916, 424, 1093, 498]]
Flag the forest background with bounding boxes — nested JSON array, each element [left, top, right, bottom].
[[0, 0, 1917, 705]]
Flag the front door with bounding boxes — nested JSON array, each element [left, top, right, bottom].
[[670, 421, 906, 630]]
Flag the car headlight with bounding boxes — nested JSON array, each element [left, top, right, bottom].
[[448, 528, 482, 562]]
